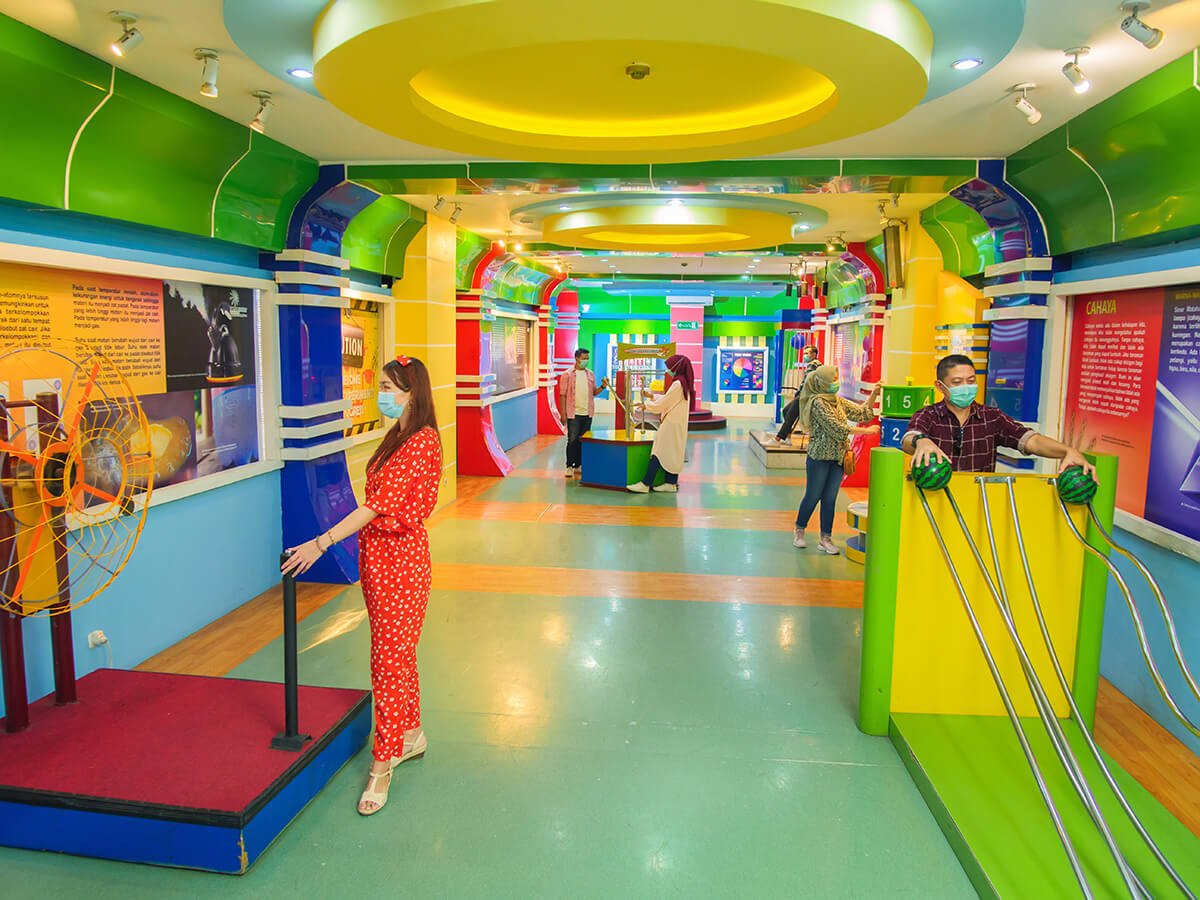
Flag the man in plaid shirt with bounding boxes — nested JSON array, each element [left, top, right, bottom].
[[902, 355, 1094, 475]]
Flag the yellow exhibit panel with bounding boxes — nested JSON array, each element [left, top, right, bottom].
[[890, 473, 1090, 718]]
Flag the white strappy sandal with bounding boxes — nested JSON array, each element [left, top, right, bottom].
[[390, 728, 427, 767], [357, 762, 397, 816]]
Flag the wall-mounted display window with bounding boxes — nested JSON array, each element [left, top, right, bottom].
[[0, 261, 264, 497], [341, 300, 382, 437], [486, 314, 535, 397]]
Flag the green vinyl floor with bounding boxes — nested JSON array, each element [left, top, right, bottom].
[[0, 422, 974, 898]]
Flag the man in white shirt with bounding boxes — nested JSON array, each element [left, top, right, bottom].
[[558, 348, 609, 478]]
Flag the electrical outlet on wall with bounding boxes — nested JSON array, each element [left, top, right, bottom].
[[87, 630, 108, 649]]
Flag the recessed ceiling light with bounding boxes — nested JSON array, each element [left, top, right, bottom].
[[752, 258, 761, 263], [794, 223, 811, 232], [952, 57, 983, 71], [287, 67, 313, 79], [559, 205, 570, 211], [667, 198, 683, 207]]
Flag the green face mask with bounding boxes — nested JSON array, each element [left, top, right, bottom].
[[944, 383, 977, 408], [826, 383, 840, 394]]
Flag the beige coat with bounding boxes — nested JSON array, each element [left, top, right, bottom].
[[645, 382, 689, 474]]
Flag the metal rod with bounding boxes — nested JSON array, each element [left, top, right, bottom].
[[1008, 484, 1194, 899], [271, 552, 311, 752], [1087, 507, 1200, 710], [36, 392, 76, 705], [1055, 498, 1200, 740], [0, 401, 29, 732], [973, 482, 1143, 898], [915, 487, 1094, 900]]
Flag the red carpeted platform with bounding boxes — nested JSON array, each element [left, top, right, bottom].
[[0, 668, 371, 873]]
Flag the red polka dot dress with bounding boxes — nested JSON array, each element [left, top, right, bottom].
[[359, 426, 442, 762]]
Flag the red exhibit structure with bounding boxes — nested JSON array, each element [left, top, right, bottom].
[[537, 274, 568, 435], [455, 290, 514, 477], [455, 242, 514, 476]]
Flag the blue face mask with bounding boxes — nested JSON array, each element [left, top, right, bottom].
[[378, 391, 407, 419], [944, 383, 977, 409]]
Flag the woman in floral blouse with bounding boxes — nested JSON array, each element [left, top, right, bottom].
[[792, 365, 880, 554]]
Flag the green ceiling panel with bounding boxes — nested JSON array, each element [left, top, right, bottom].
[[920, 196, 996, 277], [214, 132, 318, 251], [1007, 128, 1112, 254], [342, 196, 425, 277], [825, 259, 868, 309], [69, 70, 247, 237], [0, 14, 110, 208], [1006, 50, 1200, 254], [0, 14, 316, 251], [1069, 54, 1200, 245], [456, 229, 491, 290]]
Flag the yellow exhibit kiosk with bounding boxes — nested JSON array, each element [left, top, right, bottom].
[[857, 448, 1200, 898]]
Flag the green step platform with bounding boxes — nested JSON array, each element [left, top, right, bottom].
[[890, 714, 1200, 899]]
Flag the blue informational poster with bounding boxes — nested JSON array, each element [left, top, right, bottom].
[[717, 346, 768, 394]]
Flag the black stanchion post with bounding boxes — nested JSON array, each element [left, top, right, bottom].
[[271, 551, 312, 752]]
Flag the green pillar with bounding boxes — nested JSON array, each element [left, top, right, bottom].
[[858, 447, 906, 735], [1072, 452, 1118, 731]]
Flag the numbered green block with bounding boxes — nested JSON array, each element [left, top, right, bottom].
[[881, 385, 936, 419]]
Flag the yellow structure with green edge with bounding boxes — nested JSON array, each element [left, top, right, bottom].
[[312, 0, 934, 163], [858, 449, 1200, 897]]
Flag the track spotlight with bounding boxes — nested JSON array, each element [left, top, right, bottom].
[[1010, 83, 1042, 125], [248, 91, 273, 133], [109, 11, 142, 57], [433, 196, 446, 213], [195, 49, 220, 99], [1062, 48, 1091, 94], [449, 205, 463, 224], [825, 233, 846, 254], [1120, 2, 1163, 49]]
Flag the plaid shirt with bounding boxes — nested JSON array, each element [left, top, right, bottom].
[[904, 402, 1033, 472]]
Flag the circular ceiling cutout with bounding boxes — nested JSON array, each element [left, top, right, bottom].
[[314, 0, 934, 162], [515, 194, 827, 251]]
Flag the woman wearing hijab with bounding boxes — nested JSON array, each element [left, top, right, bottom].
[[628, 354, 694, 494], [792, 365, 880, 553]]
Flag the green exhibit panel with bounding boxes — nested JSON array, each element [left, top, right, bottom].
[[579, 430, 666, 491], [891, 714, 1200, 900], [881, 384, 936, 419]]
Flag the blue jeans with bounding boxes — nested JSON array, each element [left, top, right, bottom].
[[641, 454, 679, 487], [795, 456, 843, 534]]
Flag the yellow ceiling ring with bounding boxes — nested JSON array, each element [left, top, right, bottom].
[[314, 0, 933, 163], [542, 205, 795, 251]]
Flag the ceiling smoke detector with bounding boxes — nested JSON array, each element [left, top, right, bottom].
[[625, 62, 651, 81]]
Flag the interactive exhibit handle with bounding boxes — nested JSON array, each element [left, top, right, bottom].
[[272, 551, 312, 752]]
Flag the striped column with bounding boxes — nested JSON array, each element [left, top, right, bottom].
[[455, 291, 513, 476], [391, 215, 459, 501], [552, 289, 580, 395], [536, 274, 567, 435], [271, 247, 361, 583], [536, 298, 566, 435], [667, 298, 708, 412]]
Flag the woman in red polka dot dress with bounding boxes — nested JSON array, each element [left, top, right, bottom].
[[282, 355, 442, 816]]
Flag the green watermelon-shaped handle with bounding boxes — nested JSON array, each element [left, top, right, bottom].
[[1057, 465, 1098, 504], [911, 456, 952, 490]]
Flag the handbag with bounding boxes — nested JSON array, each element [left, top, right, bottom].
[[842, 442, 857, 476]]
